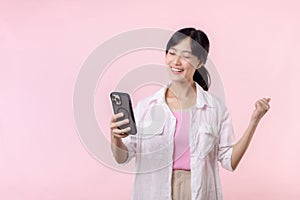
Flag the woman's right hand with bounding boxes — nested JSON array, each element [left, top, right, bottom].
[[110, 112, 131, 139]]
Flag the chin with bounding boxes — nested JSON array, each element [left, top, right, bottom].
[[170, 77, 191, 84]]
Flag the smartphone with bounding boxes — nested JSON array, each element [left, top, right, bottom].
[[110, 92, 137, 135]]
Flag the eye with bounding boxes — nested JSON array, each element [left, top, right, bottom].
[[168, 51, 176, 55], [182, 55, 191, 59], [182, 52, 193, 59]]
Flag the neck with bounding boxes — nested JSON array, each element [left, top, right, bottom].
[[168, 80, 197, 100]]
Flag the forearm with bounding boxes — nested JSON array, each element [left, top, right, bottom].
[[111, 135, 129, 164], [231, 120, 259, 171], [230, 97, 271, 171]]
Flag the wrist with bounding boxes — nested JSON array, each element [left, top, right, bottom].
[[249, 118, 259, 127], [111, 133, 121, 143]]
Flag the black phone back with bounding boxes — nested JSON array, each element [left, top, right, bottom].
[[110, 92, 137, 135]]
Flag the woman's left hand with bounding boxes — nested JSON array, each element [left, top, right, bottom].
[[250, 97, 271, 124]]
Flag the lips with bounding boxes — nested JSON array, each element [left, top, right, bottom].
[[171, 67, 183, 72]]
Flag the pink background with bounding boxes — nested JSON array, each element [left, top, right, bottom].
[[1, 0, 300, 199]]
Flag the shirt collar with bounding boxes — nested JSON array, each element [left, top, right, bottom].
[[148, 82, 215, 108]]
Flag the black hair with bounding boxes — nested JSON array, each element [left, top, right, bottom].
[[165, 27, 211, 91]]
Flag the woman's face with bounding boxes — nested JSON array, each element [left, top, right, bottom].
[[165, 37, 201, 84]]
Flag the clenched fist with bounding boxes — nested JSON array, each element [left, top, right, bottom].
[[250, 97, 271, 124]]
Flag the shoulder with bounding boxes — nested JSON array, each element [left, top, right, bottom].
[[202, 89, 228, 118], [196, 83, 227, 111], [210, 92, 227, 109]]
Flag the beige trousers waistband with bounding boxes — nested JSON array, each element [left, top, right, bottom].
[[171, 170, 191, 200]]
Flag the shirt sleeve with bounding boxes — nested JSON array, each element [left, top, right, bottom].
[[218, 106, 236, 172], [117, 135, 136, 165]]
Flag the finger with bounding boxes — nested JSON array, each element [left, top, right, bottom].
[[260, 98, 270, 104], [110, 118, 130, 129], [256, 100, 269, 111], [258, 100, 269, 108], [261, 99, 271, 110], [259, 101, 269, 110], [111, 112, 124, 123], [113, 132, 129, 138], [258, 98, 270, 106], [112, 126, 131, 134], [259, 98, 271, 109]]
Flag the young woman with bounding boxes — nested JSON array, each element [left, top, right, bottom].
[[110, 27, 271, 200]]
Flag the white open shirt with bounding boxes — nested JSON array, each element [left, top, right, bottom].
[[116, 83, 236, 200]]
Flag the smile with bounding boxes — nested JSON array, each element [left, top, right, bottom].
[[171, 67, 183, 72]]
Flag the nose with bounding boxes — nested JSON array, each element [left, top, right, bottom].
[[173, 55, 181, 66]]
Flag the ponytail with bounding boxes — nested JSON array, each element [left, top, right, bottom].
[[193, 66, 211, 91]]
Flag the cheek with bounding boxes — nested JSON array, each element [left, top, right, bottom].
[[183, 59, 197, 69], [183, 62, 197, 74], [165, 56, 170, 65], [188, 57, 200, 67]]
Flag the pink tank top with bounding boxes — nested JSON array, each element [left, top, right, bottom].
[[172, 109, 191, 170]]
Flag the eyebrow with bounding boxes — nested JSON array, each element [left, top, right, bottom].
[[169, 47, 193, 54]]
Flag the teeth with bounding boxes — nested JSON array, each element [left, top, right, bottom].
[[171, 67, 183, 72]]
